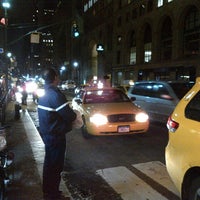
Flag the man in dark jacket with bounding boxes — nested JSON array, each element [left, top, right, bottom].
[[38, 67, 77, 200]]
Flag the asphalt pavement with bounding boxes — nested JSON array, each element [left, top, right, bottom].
[[4, 97, 72, 200]]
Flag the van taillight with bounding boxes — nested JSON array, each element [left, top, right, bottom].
[[167, 116, 179, 133]]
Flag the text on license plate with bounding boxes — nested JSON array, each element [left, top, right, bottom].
[[118, 125, 130, 133]]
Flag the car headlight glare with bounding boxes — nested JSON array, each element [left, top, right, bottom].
[[90, 114, 108, 126], [135, 112, 149, 123], [37, 89, 45, 97]]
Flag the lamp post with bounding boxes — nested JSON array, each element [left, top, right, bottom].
[[2, 1, 10, 90]]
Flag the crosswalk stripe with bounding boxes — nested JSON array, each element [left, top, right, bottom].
[[96, 161, 180, 200], [132, 161, 179, 196], [97, 166, 169, 200]]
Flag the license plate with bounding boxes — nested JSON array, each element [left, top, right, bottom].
[[118, 125, 130, 133]]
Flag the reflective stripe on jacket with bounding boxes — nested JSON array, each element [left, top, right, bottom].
[[38, 84, 76, 145]]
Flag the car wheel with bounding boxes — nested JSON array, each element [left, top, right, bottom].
[[81, 117, 92, 139], [189, 177, 200, 200]]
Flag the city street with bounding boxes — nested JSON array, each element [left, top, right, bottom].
[[1, 1, 199, 199], [27, 92, 180, 200]]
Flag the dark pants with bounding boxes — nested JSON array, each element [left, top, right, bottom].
[[43, 139, 66, 198]]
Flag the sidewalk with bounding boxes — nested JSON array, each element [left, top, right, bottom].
[[5, 99, 71, 200]]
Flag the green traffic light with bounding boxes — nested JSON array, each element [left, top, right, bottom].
[[74, 31, 79, 37]]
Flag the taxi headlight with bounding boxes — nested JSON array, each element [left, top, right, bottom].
[[90, 114, 108, 126], [135, 112, 149, 123]]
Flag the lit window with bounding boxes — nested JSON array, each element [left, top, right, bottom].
[[168, 0, 173, 2], [144, 43, 152, 63], [157, 0, 163, 7], [89, 0, 93, 8], [130, 47, 136, 64], [84, 4, 88, 12]]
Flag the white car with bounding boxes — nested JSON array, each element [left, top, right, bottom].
[[128, 81, 194, 123]]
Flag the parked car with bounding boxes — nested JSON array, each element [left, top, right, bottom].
[[165, 77, 200, 200], [72, 87, 149, 138], [127, 80, 194, 123]]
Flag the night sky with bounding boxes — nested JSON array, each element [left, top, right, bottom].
[[6, 0, 59, 67]]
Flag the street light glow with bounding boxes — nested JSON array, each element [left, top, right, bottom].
[[2, 2, 10, 8], [61, 66, 66, 71], [7, 52, 11, 57], [73, 62, 78, 68]]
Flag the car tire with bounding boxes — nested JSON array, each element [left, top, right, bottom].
[[81, 117, 92, 139], [189, 177, 200, 200]]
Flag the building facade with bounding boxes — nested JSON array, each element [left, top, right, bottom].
[[79, 0, 200, 86]]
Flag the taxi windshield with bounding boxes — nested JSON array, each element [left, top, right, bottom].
[[84, 89, 130, 104]]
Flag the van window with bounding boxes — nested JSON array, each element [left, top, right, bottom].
[[169, 82, 194, 99], [130, 83, 154, 97], [152, 84, 169, 98], [185, 91, 200, 121], [130, 83, 169, 99]]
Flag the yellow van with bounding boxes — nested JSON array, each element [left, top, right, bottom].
[[165, 77, 200, 200]]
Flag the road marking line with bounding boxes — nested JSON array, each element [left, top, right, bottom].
[[97, 166, 169, 200], [132, 161, 179, 196]]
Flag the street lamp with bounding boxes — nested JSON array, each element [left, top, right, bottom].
[[2, 1, 10, 90], [2, 1, 10, 52], [73, 61, 79, 84]]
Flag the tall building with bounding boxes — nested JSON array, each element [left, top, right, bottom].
[[32, 0, 77, 79], [29, 0, 57, 75], [79, 0, 200, 85]]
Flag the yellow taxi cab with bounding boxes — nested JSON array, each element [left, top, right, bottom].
[[72, 87, 149, 138], [165, 77, 200, 200]]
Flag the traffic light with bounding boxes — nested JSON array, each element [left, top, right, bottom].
[[72, 22, 79, 38]]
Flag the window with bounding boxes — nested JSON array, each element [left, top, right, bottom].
[[144, 43, 152, 63], [130, 31, 136, 64], [117, 51, 121, 64], [157, 0, 163, 7], [131, 83, 170, 99], [117, 35, 122, 44], [130, 47, 136, 64], [139, 4, 145, 16], [184, 7, 200, 56], [161, 17, 172, 60], [131, 83, 154, 97], [144, 25, 152, 63], [147, 0, 153, 12], [185, 91, 200, 121]]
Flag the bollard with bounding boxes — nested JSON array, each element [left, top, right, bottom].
[[14, 103, 21, 120]]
